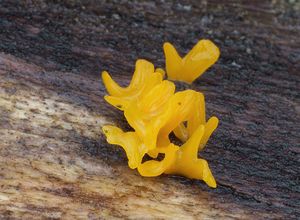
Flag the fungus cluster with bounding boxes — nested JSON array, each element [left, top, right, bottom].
[[102, 39, 220, 188]]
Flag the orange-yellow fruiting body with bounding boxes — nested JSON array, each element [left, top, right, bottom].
[[101, 39, 220, 188], [164, 39, 220, 84], [102, 59, 163, 111]]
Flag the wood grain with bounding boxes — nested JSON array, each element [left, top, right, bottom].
[[0, 0, 299, 219]]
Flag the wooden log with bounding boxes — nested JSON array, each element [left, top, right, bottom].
[[0, 0, 299, 219]]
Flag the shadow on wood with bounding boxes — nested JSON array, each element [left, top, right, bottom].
[[0, 0, 299, 219]]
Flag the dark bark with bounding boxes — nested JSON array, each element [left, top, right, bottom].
[[0, 0, 299, 219]]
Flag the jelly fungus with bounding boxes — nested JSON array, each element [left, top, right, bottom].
[[101, 39, 220, 188]]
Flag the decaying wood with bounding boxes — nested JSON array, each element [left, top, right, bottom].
[[0, 0, 299, 219]]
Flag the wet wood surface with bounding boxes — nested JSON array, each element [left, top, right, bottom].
[[0, 0, 299, 219]]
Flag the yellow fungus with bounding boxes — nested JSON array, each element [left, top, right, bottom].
[[165, 124, 217, 188], [123, 80, 175, 151], [138, 144, 179, 177], [101, 39, 220, 188], [164, 39, 220, 84], [155, 68, 166, 78], [102, 59, 163, 110], [102, 125, 148, 169]]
